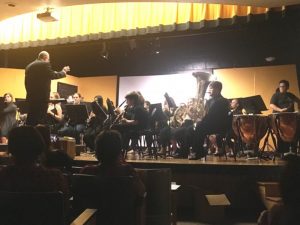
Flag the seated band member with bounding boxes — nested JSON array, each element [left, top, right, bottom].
[[0, 93, 17, 144], [58, 93, 86, 144], [83, 95, 108, 151], [269, 80, 300, 154], [230, 98, 243, 115], [46, 92, 63, 134], [191, 81, 229, 160], [270, 80, 300, 113], [113, 91, 148, 152], [225, 98, 243, 156], [169, 99, 198, 158]]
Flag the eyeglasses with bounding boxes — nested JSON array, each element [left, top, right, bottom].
[[279, 85, 286, 88]]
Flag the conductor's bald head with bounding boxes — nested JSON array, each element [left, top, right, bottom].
[[38, 51, 50, 62]]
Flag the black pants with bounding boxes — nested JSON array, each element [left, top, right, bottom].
[[83, 125, 102, 151], [192, 121, 225, 158], [26, 101, 48, 126]]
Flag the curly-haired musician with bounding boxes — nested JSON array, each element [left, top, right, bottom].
[[112, 91, 149, 152]]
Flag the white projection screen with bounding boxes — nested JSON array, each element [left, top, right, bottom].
[[118, 73, 199, 106]]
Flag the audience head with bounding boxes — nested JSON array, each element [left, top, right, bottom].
[[278, 80, 289, 93], [95, 130, 122, 165], [3, 92, 13, 103], [280, 155, 300, 208], [208, 81, 222, 97], [35, 125, 51, 151], [38, 51, 50, 62], [8, 126, 45, 165]]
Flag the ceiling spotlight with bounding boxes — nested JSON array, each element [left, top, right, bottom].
[[100, 42, 109, 60], [37, 7, 59, 22]]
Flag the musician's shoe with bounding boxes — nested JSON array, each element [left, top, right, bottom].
[[127, 149, 134, 154], [188, 152, 198, 160], [213, 151, 224, 157], [226, 152, 235, 158]]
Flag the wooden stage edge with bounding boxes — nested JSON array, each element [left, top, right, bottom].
[[74, 153, 285, 168]]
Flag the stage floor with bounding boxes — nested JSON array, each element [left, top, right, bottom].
[[74, 152, 285, 167]]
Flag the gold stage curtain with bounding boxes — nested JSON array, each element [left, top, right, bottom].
[[0, 2, 269, 49]]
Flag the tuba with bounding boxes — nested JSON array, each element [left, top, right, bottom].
[[192, 72, 211, 121], [171, 72, 211, 127]]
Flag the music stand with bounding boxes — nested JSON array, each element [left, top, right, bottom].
[[65, 104, 89, 124], [149, 103, 167, 123], [15, 98, 29, 114], [82, 101, 92, 114], [240, 95, 268, 114]]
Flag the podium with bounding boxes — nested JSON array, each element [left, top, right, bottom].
[[58, 137, 76, 158]]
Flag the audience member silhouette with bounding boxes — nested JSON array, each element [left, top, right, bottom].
[[258, 155, 300, 225], [0, 126, 68, 196], [80, 129, 145, 197], [35, 124, 73, 173]]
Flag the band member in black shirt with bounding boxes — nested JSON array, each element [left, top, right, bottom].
[[113, 91, 149, 152], [270, 80, 300, 154], [58, 93, 86, 144], [46, 92, 63, 134], [191, 81, 230, 159], [83, 95, 108, 151], [0, 93, 17, 143], [270, 80, 300, 113]]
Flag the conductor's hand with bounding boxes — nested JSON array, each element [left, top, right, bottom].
[[62, 66, 70, 74]]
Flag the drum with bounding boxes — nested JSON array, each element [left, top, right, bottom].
[[232, 115, 268, 145], [269, 112, 300, 143]]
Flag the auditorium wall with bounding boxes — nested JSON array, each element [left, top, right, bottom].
[[0, 68, 117, 104], [0, 64, 298, 112], [214, 64, 299, 114]]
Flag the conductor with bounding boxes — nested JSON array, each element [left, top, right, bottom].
[[25, 51, 70, 126]]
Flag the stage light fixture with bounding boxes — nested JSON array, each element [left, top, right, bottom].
[[37, 7, 59, 22]]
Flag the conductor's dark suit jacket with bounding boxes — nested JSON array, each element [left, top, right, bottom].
[[25, 60, 66, 125], [25, 60, 66, 102]]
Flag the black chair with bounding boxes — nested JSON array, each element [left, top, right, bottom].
[[136, 168, 171, 225], [72, 174, 141, 225], [0, 191, 97, 225], [0, 191, 65, 225]]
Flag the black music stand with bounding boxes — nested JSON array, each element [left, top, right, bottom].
[[48, 98, 66, 104], [240, 95, 268, 114], [149, 103, 167, 123], [15, 98, 29, 114], [65, 104, 89, 124]]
